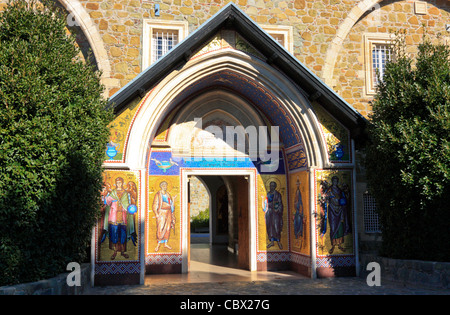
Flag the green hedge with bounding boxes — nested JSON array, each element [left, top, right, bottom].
[[0, 0, 112, 285], [191, 208, 210, 232], [365, 33, 450, 262]]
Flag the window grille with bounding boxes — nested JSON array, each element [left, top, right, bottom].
[[372, 43, 392, 86], [270, 33, 285, 47], [152, 29, 179, 63], [363, 192, 381, 233]]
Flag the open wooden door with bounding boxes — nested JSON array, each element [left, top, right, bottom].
[[237, 176, 249, 270], [187, 176, 191, 270]]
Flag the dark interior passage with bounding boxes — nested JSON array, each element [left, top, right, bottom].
[[188, 175, 248, 271]]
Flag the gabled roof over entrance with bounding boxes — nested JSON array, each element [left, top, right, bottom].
[[107, 3, 367, 144]]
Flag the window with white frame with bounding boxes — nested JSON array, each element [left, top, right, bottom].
[[152, 29, 179, 64], [363, 192, 381, 233], [142, 20, 188, 70], [372, 43, 392, 86], [364, 34, 393, 95], [261, 25, 294, 54], [270, 33, 285, 47]]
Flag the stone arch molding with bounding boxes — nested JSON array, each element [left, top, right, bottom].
[[323, 0, 383, 86], [58, 0, 117, 96], [125, 49, 329, 171]]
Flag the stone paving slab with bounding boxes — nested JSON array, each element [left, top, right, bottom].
[[85, 277, 450, 295]]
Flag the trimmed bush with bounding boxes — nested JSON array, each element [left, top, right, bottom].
[[365, 34, 450, 262], [191, 208, 210, 232], [0, 0, 112, 285]]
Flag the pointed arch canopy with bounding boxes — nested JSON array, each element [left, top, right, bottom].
[[124, 49, 328, 170]]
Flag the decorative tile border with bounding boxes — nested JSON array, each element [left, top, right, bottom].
[[95, 262, 140, 275], [291, 252, 311, 267], [145, 254, 183, 265], [257, 252, 290, 263], [316, 255, 356, 268]]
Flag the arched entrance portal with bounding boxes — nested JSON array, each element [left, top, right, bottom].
[[138, 47, 327, 279], [100, 51, 334, 284], [96, 5, 362, 286]]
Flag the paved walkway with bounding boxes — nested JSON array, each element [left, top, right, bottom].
[[86, 244, 449, 296], [85, 276, 449, 295]]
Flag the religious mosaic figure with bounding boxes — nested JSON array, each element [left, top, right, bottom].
[[100, 182, 112, 244], [102, 177, 136, 260], [153, 181, 176, 251], [319, 176, 351, 254], [126, 181, 138, 246], [262, 181, 284, 249], [293, 177, 306, 248]]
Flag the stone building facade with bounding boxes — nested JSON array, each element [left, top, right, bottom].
[[1, 0, 447, 113], [32, 0, 449, 117], [2, 0, 448, 285]]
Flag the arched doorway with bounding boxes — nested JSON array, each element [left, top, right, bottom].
[[188, 176, 229, 247], [99, 51, 331, 284], [136, 50, 325, 278], [95, 5, 362, 285], [188, 175, 251, 272]]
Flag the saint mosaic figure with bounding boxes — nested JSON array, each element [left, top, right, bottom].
[[102, 177, 137, 260], [293, 177, 306, 248], [153, 181, 176, 251], [262, 181, 284, 249], [126, 181, 138, 246], [319, 176, 351, 254]]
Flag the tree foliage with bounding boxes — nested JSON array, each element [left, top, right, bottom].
[[190, 208, 210, 232], [365, 33, 450, 262], [0, 0, 112, 285]]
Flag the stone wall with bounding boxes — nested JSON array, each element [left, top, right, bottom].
[[330, 0, 450, 117], [1, 0, 448, 112], [74, 0, 449, 115], [360, 254, 450, 289], [189, 176, 210, 218], [0, 264, 91, 295]]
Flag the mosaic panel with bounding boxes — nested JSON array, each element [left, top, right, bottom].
[[291, 252, 311, 267], [257, 174, 289, 253], [105, 97, 143, 162], [147, 175, 181, 255], [313, 104, 351, 163], [316, 256, 356, 268], [96, 170, 141, 268], [148, 150, 286, 176], [289, 171, 310, 256], [95, 262, 140, 275], [286, 146, 307, 171], [315, 169, 355, 264], [191, 30, 265, 61], [145, 254, 183, 265]]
